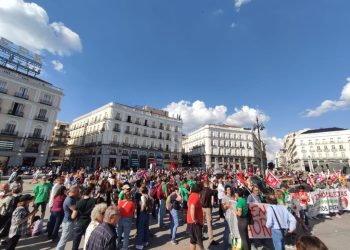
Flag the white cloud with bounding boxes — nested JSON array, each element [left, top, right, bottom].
[[164, 100, 227, 133], [213, 9, 224, 15], [164, 100, 280, 161], [225, 106, 269, 127], [234, 0, 251, 10], [230, 22, 237, 29], [51, 60, 64, 72], [304, 77, 350, 117], [0, 0, 82, 56]]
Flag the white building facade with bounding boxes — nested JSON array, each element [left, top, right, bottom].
[[183, 124, 266, 169], [67, 103, 182, 169], [280, 128, 350, 171], [48, 121, 70, 164], [0, 65, 64, 167]]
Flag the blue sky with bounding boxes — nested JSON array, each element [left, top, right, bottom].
[[1, 0, 350, 158]]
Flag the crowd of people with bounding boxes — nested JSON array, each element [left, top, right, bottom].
[[0, 164, 345, 250]]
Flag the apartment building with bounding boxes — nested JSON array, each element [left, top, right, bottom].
[[47, 121, 70, 164]]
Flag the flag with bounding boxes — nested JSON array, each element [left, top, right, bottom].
[[237, 171, 248, 187], [264, 171, 280, 189], [170, 161, 177, 172], [307, 175, 315, 189]]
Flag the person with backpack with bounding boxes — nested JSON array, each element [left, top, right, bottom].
[[200, 180, 218, 246], [136, 187, 151, 250], [168, 187, 182, 245]]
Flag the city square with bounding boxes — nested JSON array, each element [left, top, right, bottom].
[[0, 0, 350, 250]]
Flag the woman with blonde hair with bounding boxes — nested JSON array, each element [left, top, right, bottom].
[[83, 203, 107, 250]]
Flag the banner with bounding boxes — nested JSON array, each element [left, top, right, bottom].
[[248, 203, 272, 239], [264, 172, 280, 189], [306, 188, 350, 216]]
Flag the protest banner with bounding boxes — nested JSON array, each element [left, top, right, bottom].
[[305, 188, 350, 216], [248, 203, 272, 239], [264, 172, 280, 189]]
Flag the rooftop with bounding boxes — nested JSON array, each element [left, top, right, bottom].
[[301, 127, 347, 134]]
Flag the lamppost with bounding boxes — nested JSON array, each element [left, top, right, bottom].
[[253, 116, 266, 177]]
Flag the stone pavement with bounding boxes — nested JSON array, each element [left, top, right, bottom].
[[1, 179, 350, 250]]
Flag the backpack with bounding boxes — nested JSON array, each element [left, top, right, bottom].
[[150, 186, 158, 199], [166, 195, 173, 211], [145, 196, 154, 214]]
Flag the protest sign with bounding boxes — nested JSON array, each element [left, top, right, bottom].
[[248, 203, 272, 239], [264, 172, 280, 189], [307, 188, 350, 216]]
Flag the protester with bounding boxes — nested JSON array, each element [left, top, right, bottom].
[[56, 186, 79, 250], [187, 184, 204, 250], [83, 203, 107, 250], [33, 176, 53, 219], [200, 180, 218, 246], [295, 235, 328, 250], [266, 194, 296, 250], [234, 188, 251, 250], [217, 177, 225, 219], [169, 186, 182, 245], [85, 206, 120, 250], [72, 187, 95, 250], [6, 194, 37, 250], [135, 187, 151, 250], [47, 186, 66, 241], [117, 192, 135, 250], [247, 185, 261, 203]]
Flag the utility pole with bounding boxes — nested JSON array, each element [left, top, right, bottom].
[[253, 116, 266, 177]]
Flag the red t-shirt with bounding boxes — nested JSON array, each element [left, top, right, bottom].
[[187, 193, 203, 224], [118, 200, 136, 218]]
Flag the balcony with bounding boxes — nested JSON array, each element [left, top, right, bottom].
[[166, 137, 171, 141], [135, 121, 141, 125], [150, 135, 156, 138], [35, 116, 48, 122], [8, 110, 24, 117], [151, 125, 157, 128], [39, 99, 53, 106], [0, 129, 18, 136], [115, 116, 122, 121], [133, 132, 140, 136], [125, 130, 131, 134], [113, 128, 121, 132], [14, 92, 29, 100], [158, 135, 163, 140], [0, 87, 8, 94], [28, 133, 44, 140], [165, 127, 171, 131], [142, 133, 149, 137], [159, 125, 164, 130], [25, 148, 38, 153], [126, 120, 133, 123]]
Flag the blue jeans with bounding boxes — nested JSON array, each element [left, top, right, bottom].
[[56, 221, 74, 250], [118, 217, 133, 250], [136, 212, 150, 246], [223, 219, 230, 250], [170, 209, 179, 241], [158, 199, 166, 227], [271, 229, 286, 250]]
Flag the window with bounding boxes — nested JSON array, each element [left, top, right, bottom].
[[10, 102, 24, 116], [127, 115, 131, 123], [4, 122, 16, 133], [33, 128, 42, 137], [0, 80, 7, 93], [332, 145, 336, 150], [144, 119, 148, 126], [38, 109, 47, 118], [17, 87, 28, 97], [340, 145, 344, 150]]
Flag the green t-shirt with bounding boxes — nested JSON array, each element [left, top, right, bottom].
[[187, 180, 195, 189], [33, 182, 53, 204], [119, 190, 125, 200], [180, 187, 189, 202], [236, 197, 248, 217]]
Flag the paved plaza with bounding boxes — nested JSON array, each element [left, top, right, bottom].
[[1, 179, 350, 250]]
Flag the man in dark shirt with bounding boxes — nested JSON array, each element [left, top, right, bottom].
[[200, 181, 218, 246], [72, 187, 95, 250], [86, 206, 120, 250]]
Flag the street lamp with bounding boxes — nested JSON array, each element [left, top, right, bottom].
[[253, 116, 266, 177]]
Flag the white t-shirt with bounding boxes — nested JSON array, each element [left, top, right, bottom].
[[217, 183, 225, 200]]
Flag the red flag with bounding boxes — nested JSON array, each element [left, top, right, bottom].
[[264, 171, 280, 189], [307, 175, 315, 189], [170, 161, 177, 172], [237, 171, 248, 187]]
